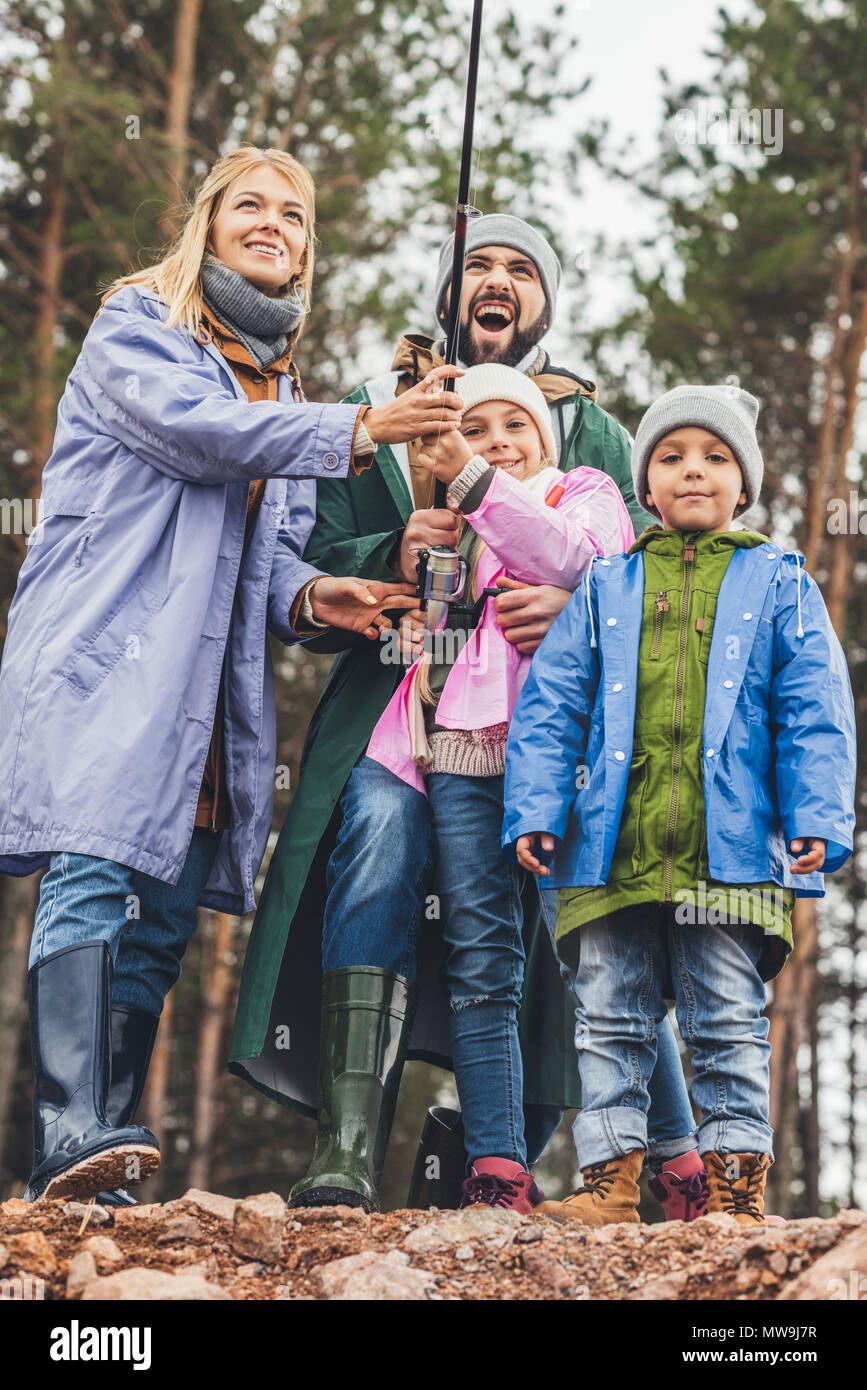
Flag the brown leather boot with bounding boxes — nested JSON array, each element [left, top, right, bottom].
[[703, 1151, 771, 1227], [535, 1149, 644, 1226]]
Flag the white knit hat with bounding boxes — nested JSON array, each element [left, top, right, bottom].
[[454, 364, 557, 464]]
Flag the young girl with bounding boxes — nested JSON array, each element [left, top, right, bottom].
[[0, 144, 456, 1202], [290, 365, 699, 1214], [504, 383, 856, 1226]]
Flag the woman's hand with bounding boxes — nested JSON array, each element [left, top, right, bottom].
[[515, 832, 557, 877], [309, 577, 417, 640], [788, 837, 827, 874], [397, 605, 426, 661], [416, 425, 475, 484], [364, 366, 465, 446]]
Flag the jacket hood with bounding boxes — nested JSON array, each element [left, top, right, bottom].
[[389, 333, 592, 405]]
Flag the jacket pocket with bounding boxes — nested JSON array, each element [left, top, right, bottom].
[[63, 579, 166, 698], [609, 748, 650, 879], [696, 591, 717, 665]]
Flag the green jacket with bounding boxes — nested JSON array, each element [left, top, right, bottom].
[[556, 527, 795, 982], [229, 339, 648, 1115]]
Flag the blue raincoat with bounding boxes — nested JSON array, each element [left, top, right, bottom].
[[0, 284, 364, 914], [502, 542, 856, 895]]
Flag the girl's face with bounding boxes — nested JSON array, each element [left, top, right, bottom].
[[209, 163, 308, 296], [459, 400, 544, 482], [647, 427, 747, 533]]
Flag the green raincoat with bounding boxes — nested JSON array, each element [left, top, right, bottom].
[[229, 337, 651, 1116]]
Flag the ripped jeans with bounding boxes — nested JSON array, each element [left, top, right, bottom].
[[322, 756, 526, 1166]]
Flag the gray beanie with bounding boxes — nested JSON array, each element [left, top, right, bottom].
[[632, 382, 764, 518], [434, 214, 561, 332]]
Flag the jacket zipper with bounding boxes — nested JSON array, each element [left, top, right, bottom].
[[664, 537, 697, 900], [652, 590, 669, 656]]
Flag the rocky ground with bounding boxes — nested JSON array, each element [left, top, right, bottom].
[[0, 1190, 864, 1300]]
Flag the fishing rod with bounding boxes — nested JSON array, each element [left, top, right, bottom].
[[417, 0, 500, 634]]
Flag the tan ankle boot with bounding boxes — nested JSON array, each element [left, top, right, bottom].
[[535, 1149, 644, 1226], [703, 1151, 771, 1227]]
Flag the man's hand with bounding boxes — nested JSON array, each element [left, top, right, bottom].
[[516, 832, 557, 877], [493, 578, 572, 655], [309, 576, 417, 640], [789, 838, 827, 874], [364, 365, 465, 446], [394, 507, 461, 584], [416, 426, 475, 484]]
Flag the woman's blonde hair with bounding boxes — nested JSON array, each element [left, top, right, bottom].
[[100, 145, 316, 348]]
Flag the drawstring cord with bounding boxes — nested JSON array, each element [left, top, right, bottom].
[[795, 552, 804, 638]]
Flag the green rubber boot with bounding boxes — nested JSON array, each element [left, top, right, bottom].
[[288, 967, 417, 1214]]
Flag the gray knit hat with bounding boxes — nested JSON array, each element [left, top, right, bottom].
[[632, 382, 764, 518], [434, 214, 561, 332]]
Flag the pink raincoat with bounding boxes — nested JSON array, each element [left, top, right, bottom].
[[366, 463, 635, 793]]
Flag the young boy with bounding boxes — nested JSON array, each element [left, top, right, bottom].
[[502, 383, 856, 1227]]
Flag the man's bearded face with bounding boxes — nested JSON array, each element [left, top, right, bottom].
[[440, 245, 549, 366]]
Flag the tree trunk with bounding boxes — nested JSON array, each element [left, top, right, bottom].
[[162, 0, 202, 235], [803, 149, 862, 574], [767, 898, 819, 1216], [140, 990, 173, 1199], [0, 875, 39, 1179], [188, 911, 234, 1192]]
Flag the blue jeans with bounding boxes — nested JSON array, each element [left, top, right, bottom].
[[570, 901, 773, 1165], [30, 829, 221, 1017], [323, 755, 526, 1166], [538, 888, 696, 1164]]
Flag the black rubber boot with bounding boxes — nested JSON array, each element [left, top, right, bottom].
[[406, 1106, 467, 1210], [94, 1007, 160, 1208], [22, 941, 161, 1201], [288, 967, 417, 1214]]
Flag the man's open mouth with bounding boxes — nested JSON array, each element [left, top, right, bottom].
[[473, 300, 515, 337]]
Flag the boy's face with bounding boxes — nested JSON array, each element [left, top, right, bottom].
[[459, 400, 545, 481], [646, 427, 747, 533]]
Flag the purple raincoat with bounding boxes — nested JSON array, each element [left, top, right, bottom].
[[0, 284, 364, 913]]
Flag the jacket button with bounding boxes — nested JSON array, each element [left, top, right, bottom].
[[614, 750, 625, 761], [766, 552, 776, 559], [724, 679, 733, 688], [252, 372, 266, 384], [707, 748, 715, 757], [323, 452, 340, 469], [743, 612, 753, 620], [612, 682, 623, 692], [600, 559, 611, 566], [606, 617, 617, 626]]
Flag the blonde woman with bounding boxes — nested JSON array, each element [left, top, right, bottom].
[[0, 144, 462, 1202]]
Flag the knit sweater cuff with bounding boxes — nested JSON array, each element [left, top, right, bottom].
[[447, 454, 492, 507]]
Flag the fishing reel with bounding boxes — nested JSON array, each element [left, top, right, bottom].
[[415, 545, 503, 639]]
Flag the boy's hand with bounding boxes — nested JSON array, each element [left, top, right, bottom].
[[417, 426, 474, 484], [309, 576, 417, 640], [788, 837, 827, 874], [516, 832, 557, 877]]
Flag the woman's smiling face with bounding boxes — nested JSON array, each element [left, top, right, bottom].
[[460, 400, 544, 482], [209, 163, 308, 295]]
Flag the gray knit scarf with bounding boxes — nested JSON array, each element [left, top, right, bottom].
[[200, 253, 305, 368]]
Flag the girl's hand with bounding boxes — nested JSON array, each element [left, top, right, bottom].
[[788, 837, 827, 874], [416, 426, 475, 484], [364, 365, 465, 446], [309, 576, 417, 640], [516, 832, 557, 877]]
